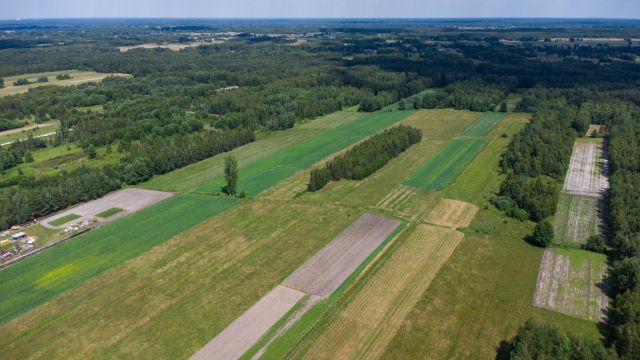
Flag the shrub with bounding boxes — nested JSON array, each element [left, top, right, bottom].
[[531, 221, 554, 247], [583, 235, 606, 253]]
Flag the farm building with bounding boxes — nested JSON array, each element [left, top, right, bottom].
[[11, 232, 26, 241]]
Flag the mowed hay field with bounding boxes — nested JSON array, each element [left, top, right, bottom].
[[400, 109, 482, 139], [0, 200, 360, 359], [0, 195, 239, 324], [295, 224, 464, 359], [0, 70, 129, 97], [425, 199, 478, 229], [533, 248, 608, 322], [553, 193, 601, 246]]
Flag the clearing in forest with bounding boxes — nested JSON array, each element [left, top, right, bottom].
[[0, 70, 130, 97], [283, 213, 401, 298], [403, 138, 487, 191], [299, 224, 463, 360], [461, 112, 505, 137], [43, 188, 173, 229], [562, 140, 608, 197], [425, 199, 479, 229], [533, 247, 608, 322], [553, 193, 601, 246]]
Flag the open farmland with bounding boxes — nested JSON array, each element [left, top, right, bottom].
[[43, 188, 173, 228], [553, 193, 601, 246], [0, 200, 359, 359], [117, 42, 221, 52], [140, 110, 366, 192], [399, 109, 481, 139], [0, 70, 129, 97], [403, 138, 487, 191], [283, 213, 400, 298], [562, 140, 608, 197], [0, 121, 59, 145], [296, 224, 464, 360], [533, 248, 608, 322], [0, 195, 239, 324], [194, 109, 416, 196], [192, 285, 306, 360], [461, 112, 505, 137]]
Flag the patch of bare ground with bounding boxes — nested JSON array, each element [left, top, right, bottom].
[[191, 285, 305, 360], [283, 213, 400, 298]]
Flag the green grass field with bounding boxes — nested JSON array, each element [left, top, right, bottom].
[[0, 70, 129, 97], [0, 195, 239, 324], [461, 112, 505, 137], [140, 111, 366, 192], [96, 207, 123, 218], [194, 109, 416, 196], [0, 200, 360, 359], [48, 213, 81, 227], [403, 138, 488, 191]]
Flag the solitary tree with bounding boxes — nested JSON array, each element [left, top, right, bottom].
[[224, 155, 238, 196], [24, 151, 33, 163], [531, 221, 554, 247], [85, 144, 97, 159]]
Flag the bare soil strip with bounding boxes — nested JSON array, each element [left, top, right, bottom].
[[43, 188, 173, 228], [562, 141, 608, 197], [425, 199, 479, 229], [533, 248, 608, 322], [190, 285, 305, 360], [302, 225, 463, 359], [283, 213, 401, 298]]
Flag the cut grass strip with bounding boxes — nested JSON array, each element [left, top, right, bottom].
[[48, 213, 81, 227], [552, 193, 600, 247], [96, 207, 124, 219], [403, 138, 487, 191], [0, 195, 240, 324], [462, 112, 505, 137], [256, 222, 407, 360]]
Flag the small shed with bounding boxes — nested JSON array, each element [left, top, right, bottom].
[[11, 232, 27, 241]]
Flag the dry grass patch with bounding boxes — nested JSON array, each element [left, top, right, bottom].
[[299, 224, 463, 359], [377, 185, 440, 221], [425, 199, 479, 229], [586, 124, 604, 136], [400, 109, 481, 139]]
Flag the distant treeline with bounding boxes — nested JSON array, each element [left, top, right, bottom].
[[308, 125, 421, 191], [0, 128, 253, 229]]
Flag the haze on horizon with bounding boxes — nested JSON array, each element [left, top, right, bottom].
[[0, 0, 639, 20]]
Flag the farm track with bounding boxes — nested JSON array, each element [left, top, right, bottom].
[[301, 225, 464, 359]]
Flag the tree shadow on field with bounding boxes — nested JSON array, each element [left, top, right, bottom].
[[495, 340, 513, 360]]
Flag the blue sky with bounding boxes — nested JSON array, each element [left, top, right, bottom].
[[1, 0, 639, 19]]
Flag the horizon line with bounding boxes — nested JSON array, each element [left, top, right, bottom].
[[1, 16, 640, 21]]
